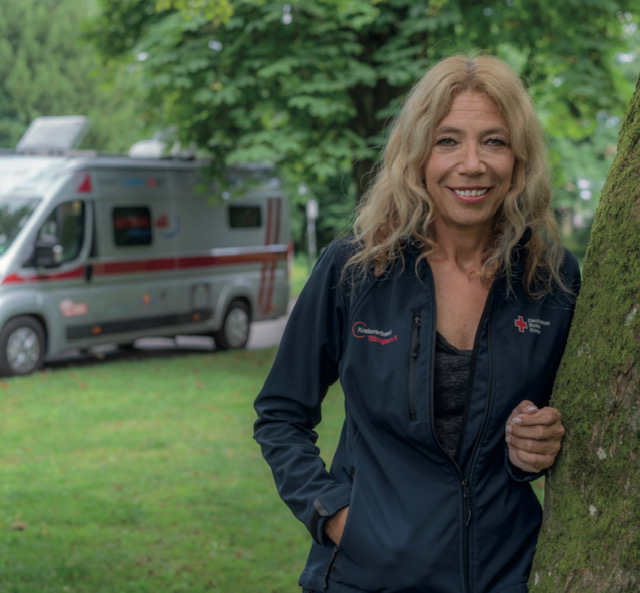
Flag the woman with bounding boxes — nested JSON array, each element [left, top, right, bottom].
[[254, 54, 580, 593]]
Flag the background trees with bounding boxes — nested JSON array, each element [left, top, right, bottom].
[[89, 0, 639, 250], [0, 0, 637, 252], [0, 0, 144, 153]]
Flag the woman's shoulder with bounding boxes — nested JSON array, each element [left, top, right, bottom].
[[560, 246, 581, 285], [312, 236, 358, 274], [561, 246, 580, 269], [320, 235, 357, 257]]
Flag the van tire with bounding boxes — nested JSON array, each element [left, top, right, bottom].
[[213, 300, 251, 350], [0, 316, 45, 376]]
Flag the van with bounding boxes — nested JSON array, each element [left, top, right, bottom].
[[0, 117, 291, 376]]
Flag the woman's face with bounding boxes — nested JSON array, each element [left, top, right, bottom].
[[424, 90, 515, 242]]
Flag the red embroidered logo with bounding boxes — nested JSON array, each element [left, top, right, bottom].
[[515, 316, 528, 333], [352, 321, 398, 345], [514, 316, 551, 335]]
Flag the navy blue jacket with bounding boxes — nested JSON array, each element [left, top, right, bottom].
[[254, 236, 580, 593]]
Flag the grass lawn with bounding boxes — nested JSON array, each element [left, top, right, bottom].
[[0, 348, 345, 593], [0, 253, 544, 592]]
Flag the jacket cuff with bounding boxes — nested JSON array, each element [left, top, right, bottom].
[[308, 482, 352, 544]]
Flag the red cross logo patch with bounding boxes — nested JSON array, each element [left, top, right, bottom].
[[514, 315, 528, 333]]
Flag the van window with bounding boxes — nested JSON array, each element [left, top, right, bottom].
[[113, 206, 152, 246], [37, 200, 85, 264], [0, 196, 39, 255], [228, 205, 261, 229]]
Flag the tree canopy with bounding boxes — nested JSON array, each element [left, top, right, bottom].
[[0, 0, 146, 152], [87, 1, 639, 248]]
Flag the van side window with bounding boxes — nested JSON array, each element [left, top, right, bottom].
[[113, 207, 152, 246], [36, 200, 85, 264], [228, 205, 261, 228]]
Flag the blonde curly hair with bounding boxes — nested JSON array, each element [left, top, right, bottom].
[[346, 53, 567, 297]]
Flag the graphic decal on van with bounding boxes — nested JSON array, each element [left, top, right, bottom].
[[76, 173, 92, 193], [59, 299, 89, 317], [155, 213, 181, 239]]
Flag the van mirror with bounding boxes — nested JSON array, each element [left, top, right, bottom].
[[34, 235, 63, 268]]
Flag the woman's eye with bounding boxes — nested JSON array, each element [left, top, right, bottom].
[[435, 137, 456, 146], [486, 137, 508, 147]]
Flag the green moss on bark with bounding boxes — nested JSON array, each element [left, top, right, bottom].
[[530, 77, 640, 592]]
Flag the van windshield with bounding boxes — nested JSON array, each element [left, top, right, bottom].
[[0, 197, 39, 255]]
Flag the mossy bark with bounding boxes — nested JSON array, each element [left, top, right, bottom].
[[529, 77, 640, 591]]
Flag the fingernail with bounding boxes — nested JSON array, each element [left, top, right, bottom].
[[505, 435, 511, 444], [512, 416, 522, 424], [526, 405, 537, 412], [505, 425, 512, 434]]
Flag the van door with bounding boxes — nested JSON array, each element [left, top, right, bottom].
[[22, 198, 96, 355], [88, 169, 189, 344], [90, 202, 180, 340]]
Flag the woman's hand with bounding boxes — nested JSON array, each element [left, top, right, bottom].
[[505, 400, 565, 473], [324, 506, 349, 546]]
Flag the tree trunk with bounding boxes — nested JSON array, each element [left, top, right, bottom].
[[529, 76, 640, 591]]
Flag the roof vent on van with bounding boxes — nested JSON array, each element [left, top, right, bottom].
[[128, 139, 167, 158], [129, 137, 197, 160], [16, 116, 90, 154]]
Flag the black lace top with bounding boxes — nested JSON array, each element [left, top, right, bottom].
[[433, 332, 472, 460]]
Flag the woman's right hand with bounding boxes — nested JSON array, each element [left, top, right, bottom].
[[324, 506, 349, 545]]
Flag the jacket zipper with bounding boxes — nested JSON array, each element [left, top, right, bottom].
[[459, 280, 497, 593], [422, 262, 498, 593], [461, 478, 472, 526], [323, 545, 340, 589], [461, 476, 472, 592], [408, 310, 421, 421]]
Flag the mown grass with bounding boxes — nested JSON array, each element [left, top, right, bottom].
[[0, 255, 345, 592], [0, 349, 345, 593], [0, 254, 544, 592]]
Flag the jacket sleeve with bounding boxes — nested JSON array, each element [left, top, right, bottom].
[[253, 239, 351, 543], [505, 247, 582, 483]]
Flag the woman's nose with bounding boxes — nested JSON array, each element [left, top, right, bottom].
[[458, 143, 486, 175]]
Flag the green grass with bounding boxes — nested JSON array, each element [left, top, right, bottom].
[[0, 258, 545, 592], [0, 351, 345, 593]]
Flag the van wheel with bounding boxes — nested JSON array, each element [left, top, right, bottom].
[[0, 316, 45, 376], [213, 300, 251, 350]]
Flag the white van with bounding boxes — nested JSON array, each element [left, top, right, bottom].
[[0, 118, 291, 376]]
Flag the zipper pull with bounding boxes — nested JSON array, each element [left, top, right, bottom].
[[411, 312, 421, 357], [462, 479, 472, 526]]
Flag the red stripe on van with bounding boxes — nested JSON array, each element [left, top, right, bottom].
[[93, 259, 176, 274], [2, 250, 286, 284], [176, 251, 281, 270], [2, 267, 87, 283]]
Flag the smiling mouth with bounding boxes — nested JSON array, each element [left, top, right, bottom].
[[451, 188, 489, 203]]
